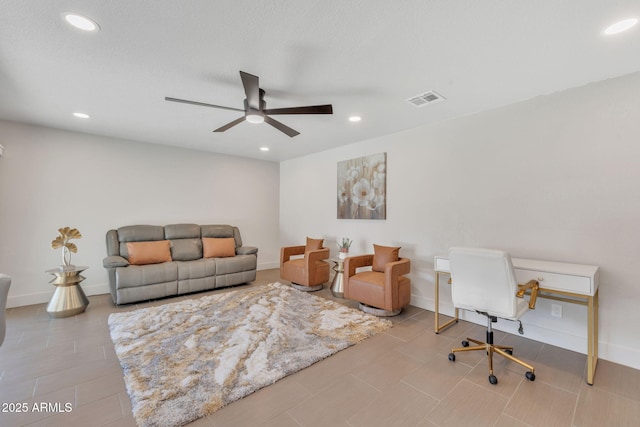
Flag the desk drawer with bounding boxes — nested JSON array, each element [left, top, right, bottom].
[[515, 268, 594, 296]]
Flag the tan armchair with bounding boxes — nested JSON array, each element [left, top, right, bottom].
[[280, 238, 330, 291], [344, 245, 411, 316]]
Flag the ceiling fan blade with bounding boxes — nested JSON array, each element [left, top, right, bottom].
[[264, 104, 333, 115], [264, 116, 300, 137], [213, 116, 246, 132], [165, 97, 245, 112], [239, 71, 260, 110]]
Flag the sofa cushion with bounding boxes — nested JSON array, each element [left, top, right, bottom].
[[164, 223, 200, 239], [126, 241, 172, 265], [203, 237, 236, 258], [201, 224, 234, 239], [372, 244, 400, 272], [116, 262, 178, 288], [118, 225, 165, 241], [117, 225, 165, 258], [215, 254, 257, 275], [305, 237, 323, 253], [170, 239, 202, 261]]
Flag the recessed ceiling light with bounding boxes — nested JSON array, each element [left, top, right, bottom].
[[64, 13, 100, 32], [349, 116, 362, 122], [73, 112, 90, 119], [604, 18, 638, 35], [260, 147, 269, 152]]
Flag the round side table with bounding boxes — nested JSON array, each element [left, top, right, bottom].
[[46, 266, 90, 318], [330, 258, 345, 298]]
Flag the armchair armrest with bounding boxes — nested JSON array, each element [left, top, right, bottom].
[[103, 256, 129, 268], [516, 279, 540, 309], [237, 246, 258, 255], [384, 257, 411, 283], [305, 248, 330, 280], [280, 245, 305, 265], [305, 248, 330, 264], [344, 254, 374, 278], [384, 257, 411, 306]]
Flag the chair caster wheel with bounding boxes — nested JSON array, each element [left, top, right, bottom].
[[462, 340, 469, 347], [448, 353, 455, 362], [526, 371, 535, 381], [489, 375, 498, 385]]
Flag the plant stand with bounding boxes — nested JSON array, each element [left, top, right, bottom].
[[46, 266, 89, 318], [330, 258, 345, 298]]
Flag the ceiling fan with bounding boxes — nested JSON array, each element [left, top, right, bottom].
[[165, 71, 333, 137]]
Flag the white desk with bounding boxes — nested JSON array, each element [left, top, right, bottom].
[[434, 256, 599, 385]]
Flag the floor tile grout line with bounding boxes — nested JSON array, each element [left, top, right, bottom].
[[399, 377, 445, 403]]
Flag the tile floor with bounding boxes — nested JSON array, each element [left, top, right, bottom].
[[1, 269, 639, 426]]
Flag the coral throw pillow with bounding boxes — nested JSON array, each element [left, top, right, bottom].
[[203, 237, 236, 258], [127, 241, 172, 265], [305, 237, 323, 253], [372, 244, 400, 272]]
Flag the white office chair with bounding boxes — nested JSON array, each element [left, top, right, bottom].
[[0, 274, 11, 347], [447, 247, 539, 385]]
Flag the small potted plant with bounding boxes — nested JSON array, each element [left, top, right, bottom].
[[337, 237, 353, 259], [51, 227, 82, 270]]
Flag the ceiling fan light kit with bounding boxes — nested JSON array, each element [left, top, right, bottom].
[[166, 71, 333, 137], [245, 113, 264, 124]]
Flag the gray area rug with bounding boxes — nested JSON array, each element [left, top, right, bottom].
[[108, 282, 392, 427]]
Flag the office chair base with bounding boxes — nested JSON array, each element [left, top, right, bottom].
[[290, 283, 324, 292], [448, 337, 536, 385], [358, 303, 401, 317]]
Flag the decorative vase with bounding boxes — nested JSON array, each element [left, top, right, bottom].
[[339, 250, 348, 259], [62, 246, 71, 266]]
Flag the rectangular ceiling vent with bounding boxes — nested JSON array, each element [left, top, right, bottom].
[[406, 90, 445, 107]]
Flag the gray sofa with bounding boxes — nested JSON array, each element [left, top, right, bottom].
[[103, 224, 258, 305]]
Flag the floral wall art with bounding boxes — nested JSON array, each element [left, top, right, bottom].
[[337, 152, 386, 220]]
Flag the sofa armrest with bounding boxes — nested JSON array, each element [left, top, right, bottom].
[[236, 246, 258, 255], [103, 256, 129, 268]]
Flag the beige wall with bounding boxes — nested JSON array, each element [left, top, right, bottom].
[[0, 121, 280, 307], [280, 71, 640, 369], [2, 71, 639, 369]]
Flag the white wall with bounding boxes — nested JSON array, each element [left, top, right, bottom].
[[0, 120, 280, 307], [280, 71, 640, 369]]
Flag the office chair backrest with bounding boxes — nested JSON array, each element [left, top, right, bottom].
[[0, 274, 11, 347], [449, 247, 518, 318]]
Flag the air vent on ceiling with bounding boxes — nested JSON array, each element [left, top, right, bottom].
[[406, 90, 445, 107]]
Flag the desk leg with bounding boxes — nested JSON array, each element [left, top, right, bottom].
[[587, 290, 599, 385], [434, 271, 458, 334]]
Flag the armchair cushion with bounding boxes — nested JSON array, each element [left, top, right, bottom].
[[203, 237, 236, 258], [126, 241, 172, 265], [372, 244, 400, 272], [305, 237, 323, 253]]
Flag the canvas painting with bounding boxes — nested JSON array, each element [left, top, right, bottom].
[[337, 152, 386, 220]]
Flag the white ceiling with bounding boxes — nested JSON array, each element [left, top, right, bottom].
[[1, 1, 639, 161]]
